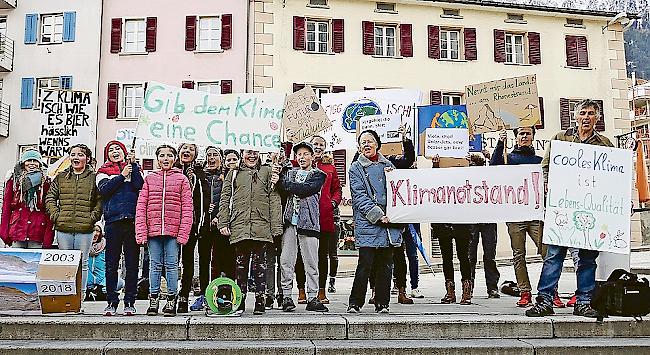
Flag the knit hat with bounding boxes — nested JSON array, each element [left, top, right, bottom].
[[103, 140, 128, 162], [358, 129, 382, 149], [20, 150, 42, 164]]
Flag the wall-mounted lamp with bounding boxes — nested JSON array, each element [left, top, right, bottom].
[[602, 12, 631, 33]]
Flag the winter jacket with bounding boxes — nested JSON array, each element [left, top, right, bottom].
[[96, 164, 144, 224], [135, 168, 193, 245], [205, 167, 224, 224], [316, 156, 342, 233], [349, 154, 403, 248], [280, 167, 326, 237], [45, 167, 102, 234], [217, 165, 283, 245], [490, 141, 543, 166], [0, 177, 54, 247], [180, 164, 211, 235]]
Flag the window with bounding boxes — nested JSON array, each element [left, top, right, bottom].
[[442, 93, 463, 105], [40, 14, 64, 44], [442, 9, 461, 18], [312, 86, 330, 101], [0, 17, 6, 37], [123, 19, 146, 53], [122, 84, 144, 118], [198, 16, 222, 51], [35, 77, 60, 109], [374, 25, 396, 57], [568, 99, 583, 127], [506, 14, 525, 23], [309, 0, 328, 6], [306, 20, 329, 53], [440, 29, 460, 60], [197, 81, 221, 95], [566, 18, 584, 27], [505, 33, 525, 64], [376, 2, 396, 13]]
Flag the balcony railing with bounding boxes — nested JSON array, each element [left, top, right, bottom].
[[616, 131, 650, 159], [0, 102, 9, 137], [0, 35, 14, 72], [0, 0, 16, 9]]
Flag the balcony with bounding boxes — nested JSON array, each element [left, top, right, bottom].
[[0, 0, 15, 9], [0, 102, 9, 137], [0, 35, 13, 72]]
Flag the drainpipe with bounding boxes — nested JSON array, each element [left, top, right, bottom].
[[245, 0, 252, 93]]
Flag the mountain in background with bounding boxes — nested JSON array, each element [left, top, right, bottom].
[[494, 0, 650, 79]]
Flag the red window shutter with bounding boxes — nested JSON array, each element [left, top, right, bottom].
[[493, 29, 506, 63], [181, 81, 195, 89], [110, 18, 122, 54], [464, 28, 477, 61], [221, 14, 232, 50], [560, 97, 571, 130], [331, 85, 346, 93], [430, 90, 442, 105], [333, 150, 347, 186], [332, 19, 344, 53], [185, 16, 197, 51], [595, 99, 605, 131], [107, 83, 119, 119], [145, 17, 157, 52], [528, 32, 541, 65], [400, 23, 413, 57], [362, 21, 375, 55], [293, 16, 306, 51], [221, 80, 232, 94], [536, 97, 545, 129], [428, 25, 440, 59], [565, 35, 578, 67], [293, 83, 305, 92], [577, 36, 589, 67]]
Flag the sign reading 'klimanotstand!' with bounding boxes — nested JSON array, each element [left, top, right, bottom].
[[386, 165, 544, 223], [282, 86, 331, 143], [543, 141, 632, 254], [135, 82, 285, 155]]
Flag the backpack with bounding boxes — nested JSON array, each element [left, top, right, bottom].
[[591, 269, 650, 321]]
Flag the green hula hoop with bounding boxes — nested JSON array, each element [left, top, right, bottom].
[[205, 277, 243, 315]]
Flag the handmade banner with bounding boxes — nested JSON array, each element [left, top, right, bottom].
[[465, 74, 540, 134], [282, 86, 331, 143], [320, 89, 422, 150], [424, 128, 469, 159], [417, 105, 468, 156], [135, 82, 285, 154], [386, 165, 544, 223], [543, 141, 633, 254], [115, 127, 136, 148], [39, 89, 96, 158]]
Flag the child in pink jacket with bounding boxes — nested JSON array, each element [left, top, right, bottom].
[[135, 144, 193, 317]]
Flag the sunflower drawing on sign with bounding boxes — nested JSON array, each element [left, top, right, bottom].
[[341, 99, 382, 133]]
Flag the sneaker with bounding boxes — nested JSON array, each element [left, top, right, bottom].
[[265, 295, 274, 310], [282, 297, 296, 312], [190, 295, 206, 311], [573, 304, 600, 318], [552, 292, 566, 308], [177, 296, 188, 313], [517, 291, 533, 307], [123, 303, 137, 316], [103, 303, 118, 316], [566, 294, 577, 307], [147, 294, 159, 316], [487, 289, 501, 299], [375, 304, 389, 313], [525, 302, 554, 317], [253, 296, 265, 315], [347, 304, 360, 313], [410, 288, 424, 299], [163, 295, 177, 317], [306, 298, 329, 312]]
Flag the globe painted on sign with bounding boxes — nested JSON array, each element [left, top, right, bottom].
[[342, 99, 382, 133], [436, 109, 468, 128]]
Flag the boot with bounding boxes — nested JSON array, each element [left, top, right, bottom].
[[441, 280, 456, 304], [176, 296, 188, 313], [146, 294, 159, 316], [398, 287, 414, 304], [459, 280, 472, 305], [318, 288, 330, 304], [163, 295, 177, 317], [297, 288, 307, 304], [328, 278, 336, 293], [253, 295, 265, 315]]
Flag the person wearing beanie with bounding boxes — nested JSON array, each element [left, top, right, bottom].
[[1, 150, 54, 249], [96, 140, 144, 316]]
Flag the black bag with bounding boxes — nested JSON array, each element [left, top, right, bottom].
[[591, 269, 650, 321]]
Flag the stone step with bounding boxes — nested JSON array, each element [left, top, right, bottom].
[[1, 338, 650, 355], [1, 314, 649, 341]]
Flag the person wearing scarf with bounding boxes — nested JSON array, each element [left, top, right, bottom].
[[96, 140, 144, 316], [0, 150, 54, 248]]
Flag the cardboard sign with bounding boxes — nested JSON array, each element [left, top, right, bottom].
[[386, 165, 544, 223], [357, 114, 404, 156], [39, 89, 96, 158], [465, 75, 541, 134], [282, 86, 331, 143], [543, 141, 633, 254], [424, 128, 469, 159], [135, 82, 285, 154], [320, 89, 422, 150]]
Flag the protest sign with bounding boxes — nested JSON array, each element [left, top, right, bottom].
[[469, 134, 483, 152], [543, 141, 633, 255], [417, 105, 468, 155], [465, 74, 540, 134], [424, 128, 469, 159], [321, 89, 422, 150], [135, 82, 285, 154], [358, 114, 403, 155], [282, 86, 331, 143], [115, 127, 136, 148], [39, 89, 96, 158], [386, 165, 544, 223]]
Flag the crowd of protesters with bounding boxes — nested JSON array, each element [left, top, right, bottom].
[[0, 99, 610, 318]]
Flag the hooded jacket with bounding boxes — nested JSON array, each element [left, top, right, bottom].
[[45, 167, 102, 234], [280, 167, 326, 236]]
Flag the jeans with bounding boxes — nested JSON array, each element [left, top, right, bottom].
[[506, 221, 546, 292], [369, 244, 407, 289], [349, 247, 393, 308], [12, 241, 43, 249], [469, 223, 500, 292], [433, 224, 472, 281], [537, 245, 599, 306], [234, 240, 267, 298], [179, 230, 211, 298], [148, 236, 180, 296], [56, 231, 93, 299], [403, 225, 420, 290], [105, 219, 139, 305]]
